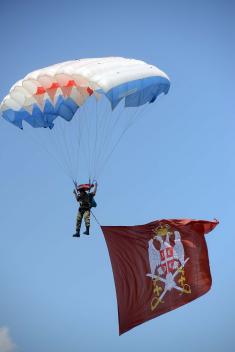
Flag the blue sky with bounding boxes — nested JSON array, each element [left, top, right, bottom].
[[0, 0, 234, 351]]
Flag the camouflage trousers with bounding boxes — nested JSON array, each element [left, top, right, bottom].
[[76, 208, 90, 232]]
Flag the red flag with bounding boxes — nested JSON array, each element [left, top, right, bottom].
[[101, 218, 219, 335]]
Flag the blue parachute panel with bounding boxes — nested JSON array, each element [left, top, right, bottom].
[[104, 76, 170, 110]]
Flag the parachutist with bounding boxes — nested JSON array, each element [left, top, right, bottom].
[[73, 181, 98, 237]]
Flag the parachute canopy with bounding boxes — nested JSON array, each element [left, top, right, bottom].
[[0, 57, 170, 129], [0, 57, 170, 181]]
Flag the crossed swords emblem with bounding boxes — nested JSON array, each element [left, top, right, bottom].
[[146, 224, 191, 310]]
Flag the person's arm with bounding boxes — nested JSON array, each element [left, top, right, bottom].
[[92, 181, 98, 196], [73, 189, 80, 201]]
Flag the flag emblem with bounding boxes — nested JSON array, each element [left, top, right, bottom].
[[146, 224, 191, 311]]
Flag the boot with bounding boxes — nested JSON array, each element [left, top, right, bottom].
[[73, 231, 80, 237], [83, 226, 90, 235]]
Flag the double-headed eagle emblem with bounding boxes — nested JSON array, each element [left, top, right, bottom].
[[146, 224, 191, 310]]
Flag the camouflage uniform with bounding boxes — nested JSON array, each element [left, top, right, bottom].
[[76, 209, 90, 232], [76, 193, 93, 233]]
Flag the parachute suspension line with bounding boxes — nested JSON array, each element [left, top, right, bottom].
[[82, 104, 90, 177], [95, 104, 116, 163], [93, 109, 110, 177], [96, 101, 149, 178], [51, 123, 76, 182], [74, 104, 90, 181], [54, 120, 70, 174], [96, 98, 123, 177], [96, 103, 152, 179], [65, 116, 78, 180], [86, 97, 94, 179], [91, 98, 99, 179], [88, 98, 96, 180], [94, 107, 122, 178], [77, 110, 89, 180], [127, 103, 152, 129], [82, 102, 93, 180], [95, 103, 134, 178], [95, 102, 125, 174], [66, 114, 77, 179], [74, 111, 84, 182], [93, 99, 110, 178], [62, 87, 95, 181], [23, 125, 74, 181], [92, 100, 108, 171], [56, 118, 75, 180], [76, 88, 98, 182], [71, 109, 84, 181], [50, 121, 73, 178], [72, 103, 86, 181], [96, 122, 129, 180]]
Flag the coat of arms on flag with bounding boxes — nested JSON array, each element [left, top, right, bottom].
[[147, 223, 191, 311]]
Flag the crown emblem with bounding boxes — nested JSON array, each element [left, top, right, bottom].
[[152, 223, 170, 237]]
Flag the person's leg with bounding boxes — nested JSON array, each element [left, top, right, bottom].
[[73, 210, 83, 237], [83, 210, 90, 235]]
